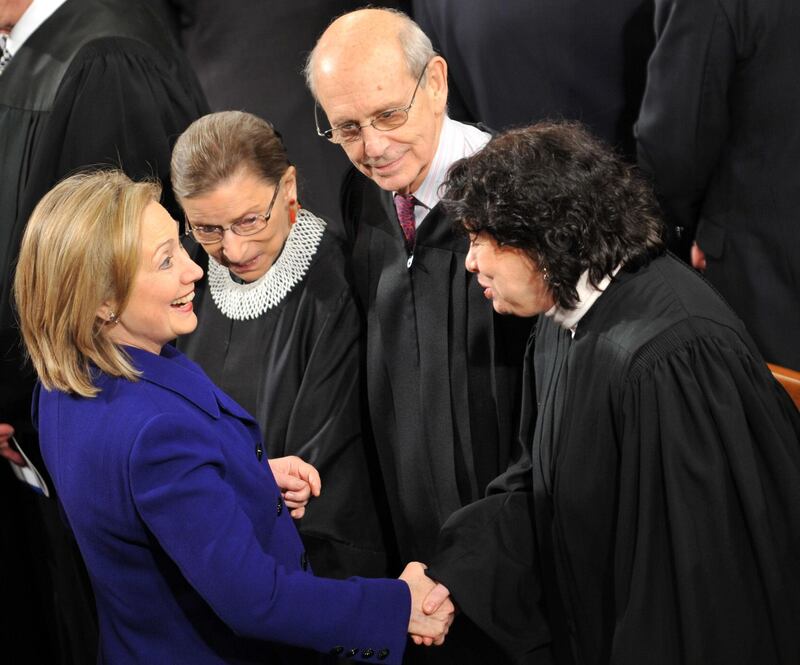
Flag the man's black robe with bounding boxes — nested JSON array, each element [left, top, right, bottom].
[[342, 169, 532, 664], [179, 228, 391, 580], [429, 254, 800, 665]]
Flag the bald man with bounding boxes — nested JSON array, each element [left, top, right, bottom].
[[306, 9, 530, 664]]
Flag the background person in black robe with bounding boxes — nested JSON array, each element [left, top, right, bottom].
[[0, 0, 207, 662], [305, 8, 531, 664], [635, 0, 800, 370], [173, 111, 391, 582], [421, 122, 800, 664], [410, 0, 654, 160]]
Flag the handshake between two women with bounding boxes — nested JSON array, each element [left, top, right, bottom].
[[272, 456, 456, 647], [399, 562, 455, 647]]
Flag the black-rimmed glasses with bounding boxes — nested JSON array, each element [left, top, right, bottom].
[[184, 181, 281, 245], [315, 64, 428, 144]]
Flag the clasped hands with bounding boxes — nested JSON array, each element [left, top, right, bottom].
[[400, 562, 454, 646]]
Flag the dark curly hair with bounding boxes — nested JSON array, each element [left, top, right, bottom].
[[441, 121, 665, 309]]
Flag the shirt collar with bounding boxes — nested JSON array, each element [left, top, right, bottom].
[[544, 266, 621, 336], [6, 0, 69, 55], [405, 116, 491, 216]]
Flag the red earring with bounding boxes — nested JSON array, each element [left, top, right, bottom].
[[289, 199, 298, 225]]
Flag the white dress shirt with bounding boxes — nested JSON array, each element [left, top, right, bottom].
[[404, 115, 490, 227], [5, 0, 69, 55]]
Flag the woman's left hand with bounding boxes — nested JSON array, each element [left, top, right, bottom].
[[268, 455, 322, 519]]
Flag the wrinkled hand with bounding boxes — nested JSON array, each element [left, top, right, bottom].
[[0, 424, 25, 467], [268, 455, 322, 519], [400, 561, 455, 646]]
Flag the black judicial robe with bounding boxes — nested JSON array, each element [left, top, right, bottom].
[[429, 254, 800, 665], [343, 168, 533, 665], [179, 227, 391, 580], [342, 168, 532, 566], [0, 1, 207, 661]]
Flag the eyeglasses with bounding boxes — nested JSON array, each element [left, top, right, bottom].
[[185, 181, 281, 245], [315, 64, 429, 144]]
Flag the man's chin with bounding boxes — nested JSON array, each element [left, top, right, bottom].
[[361, 163, 407, 191]]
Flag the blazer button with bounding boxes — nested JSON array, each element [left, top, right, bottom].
[[301, 551, 309, 571], [346, 647, 359, 657], [377, 648, 390, 660], [330, 646, 344, 656], [362, 648, 374, 658], [276, 497, 283, 516], [255, 443, 263, 461]]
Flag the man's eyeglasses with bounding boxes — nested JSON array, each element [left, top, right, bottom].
[[185, 181, 281, 245], [315, 64, 428, 145]]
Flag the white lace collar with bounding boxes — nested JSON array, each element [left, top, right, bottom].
[[206, 209, 325, 320]]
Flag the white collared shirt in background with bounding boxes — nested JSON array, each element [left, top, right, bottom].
[[5, 0, 69, 55]]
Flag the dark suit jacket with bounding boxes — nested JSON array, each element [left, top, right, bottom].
[[34, 345, 409, 665], [636, 0, 800, 369], [411, 0, 654, 158]]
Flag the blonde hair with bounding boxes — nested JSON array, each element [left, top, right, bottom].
[[171, 111, 289, 200], [14, 170, 161, 397]]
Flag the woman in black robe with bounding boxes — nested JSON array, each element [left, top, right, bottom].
[[423, 122, 800, 664], [172, 111, 390, 579]]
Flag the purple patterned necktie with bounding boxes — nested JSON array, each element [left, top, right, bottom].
[[393, 193, 417, 252], [0, 34, 12, 76]]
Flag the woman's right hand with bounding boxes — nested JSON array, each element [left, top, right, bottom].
[[399, 562, 455, 646]]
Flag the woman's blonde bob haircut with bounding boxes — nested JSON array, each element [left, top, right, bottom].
[[14, 170, 161, 397]]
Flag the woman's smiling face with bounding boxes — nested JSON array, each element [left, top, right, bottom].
[[104, 200, 203, 353], [465, 231, 555, 317]]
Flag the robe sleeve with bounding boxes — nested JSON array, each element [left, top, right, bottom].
[[635, 0, 736, 256], [610, 335, 800, 664], [282, 287, 390, 577], [427, 442, 556, 664], [21, 36, 207, 222]]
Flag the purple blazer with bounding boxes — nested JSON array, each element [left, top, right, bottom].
[[34, 345, 409, 664]]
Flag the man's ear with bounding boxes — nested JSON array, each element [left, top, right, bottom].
[[426, 55, 449, 115]]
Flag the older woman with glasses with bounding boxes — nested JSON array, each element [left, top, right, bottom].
[[14, 169, 453, 664], [171, 110, 391, 581]]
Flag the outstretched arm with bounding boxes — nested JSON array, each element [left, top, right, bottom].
[[399, 562, 455, 646]]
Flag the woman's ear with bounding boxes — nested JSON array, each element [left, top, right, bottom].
[[96, 302, 118, 324], [282, 165, 298, 204]]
